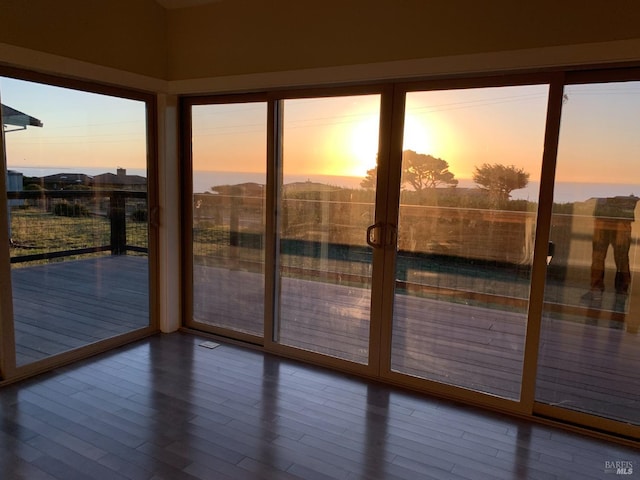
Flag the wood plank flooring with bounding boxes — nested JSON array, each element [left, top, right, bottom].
[[194, 266, 640, 424], [0, 332, 637, 480], [11, 256, 149, 366]]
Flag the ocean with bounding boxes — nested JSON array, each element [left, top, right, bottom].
[[7, 166, 640, 204]]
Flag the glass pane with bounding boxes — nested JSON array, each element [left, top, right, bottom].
[[277, 95, 380, 363], [537, 82, 640, 424], [1, 77, 149, 366], [191, 103, 267, 337], [391, 85, 549, 399]]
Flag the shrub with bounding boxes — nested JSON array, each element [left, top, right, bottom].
[[53, 201, 89, 217], [131, 208, 148, 222]]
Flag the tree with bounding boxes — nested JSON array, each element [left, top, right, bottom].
[[402, 150, 458, 191], [360, 167, 377, 190], [472, 163, 529, 202]]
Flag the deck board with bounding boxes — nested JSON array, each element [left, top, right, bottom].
[[11, 255, 149, 365], [194, 264, 640, 424]]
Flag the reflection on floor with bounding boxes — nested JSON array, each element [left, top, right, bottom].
[[0, 333, 637, 479]]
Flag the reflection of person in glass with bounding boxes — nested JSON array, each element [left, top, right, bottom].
[[587, 195, 639, 302]]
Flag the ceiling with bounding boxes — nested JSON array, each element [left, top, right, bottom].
[[155, 0, 222, 9]]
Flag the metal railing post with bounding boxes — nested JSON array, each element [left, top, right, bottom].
[[110, 191, 127, 255]]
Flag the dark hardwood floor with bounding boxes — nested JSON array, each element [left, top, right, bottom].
[[0, 332, 637, 479]]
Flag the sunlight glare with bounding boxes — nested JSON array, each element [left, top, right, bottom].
[[348, 115, 379, 177], [403, 114, 433, 155]]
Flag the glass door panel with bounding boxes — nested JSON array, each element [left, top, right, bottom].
[[537, 82, 640, 424], [276, 95, 380, 363], [390, 85, 549, 399], [1, 76, 150, 367], [191, 102, 267, 337]]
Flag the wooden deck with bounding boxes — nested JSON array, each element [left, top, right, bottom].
[[8, 257, 640, 426], [11, 255, 149, 366], [194, 265, 640, 426], [0, 332, 638, 479]]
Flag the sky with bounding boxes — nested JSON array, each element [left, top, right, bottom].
[[192, 95, 382, 178], [404, 85, 549, 182], [192, 82, 640, 187], [192, 102, 267, 175], [556, 82, 640, 184], [4, 75, 640, 198], [191, 87, 546, 180], [1, 76, 147, 172]]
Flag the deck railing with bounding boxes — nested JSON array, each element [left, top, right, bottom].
[[7, 189, 148, 264], [193, 193, 638, 324]]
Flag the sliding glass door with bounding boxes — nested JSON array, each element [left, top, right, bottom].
[[187, 93, 382, 361], [190, 101, 267, 339], [389, 84, 549, 400], [1, 73, 154, 376], [275, 94, 381, 363], [536, 80, 640, 427]]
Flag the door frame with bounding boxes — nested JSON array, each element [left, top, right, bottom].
[[0, 66, 159, 383]]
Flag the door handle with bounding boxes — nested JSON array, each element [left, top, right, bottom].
[[367, 222, 396, 248], [366, 222, 384, 248]]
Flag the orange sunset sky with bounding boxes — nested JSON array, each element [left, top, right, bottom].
[[3, 76, 640, 190]]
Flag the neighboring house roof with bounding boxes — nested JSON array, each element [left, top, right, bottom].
[[92, 172, 147, 186], [211, 182, 264, 195], [2, 104, 43, 130], [42, 173, 92, 184]]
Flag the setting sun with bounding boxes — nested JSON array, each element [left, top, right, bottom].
[[403, 113, 434, 155], [347, 114, 379, 177]]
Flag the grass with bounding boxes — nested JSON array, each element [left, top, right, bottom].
[[10, 207, 148, 264]]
